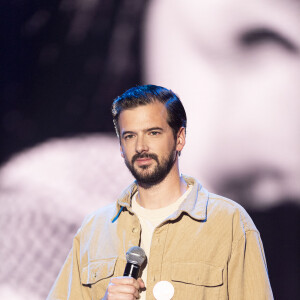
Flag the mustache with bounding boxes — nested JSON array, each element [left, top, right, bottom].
[[132, 153, 159, 164]]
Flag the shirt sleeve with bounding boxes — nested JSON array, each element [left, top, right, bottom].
[[46, 233, 91, 300], [228, 230, 274, 299]]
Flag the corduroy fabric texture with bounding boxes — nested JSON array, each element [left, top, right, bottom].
[[47, 176, 273, 299]]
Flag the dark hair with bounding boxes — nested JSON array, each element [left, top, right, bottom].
[[112, 85, 187, 139]]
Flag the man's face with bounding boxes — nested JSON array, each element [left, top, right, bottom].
[[118, 101, 183, 187]]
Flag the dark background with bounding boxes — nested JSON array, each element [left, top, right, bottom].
[[1, 0, 147, 165]]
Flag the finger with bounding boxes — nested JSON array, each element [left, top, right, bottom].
[[107, 291, 138, 300], [111, 276, 140, 290], [108, 281, 140, 297]]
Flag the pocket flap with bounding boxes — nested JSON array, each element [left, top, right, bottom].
[[81, 257, 117, 285], [171, 262, 223, 287]]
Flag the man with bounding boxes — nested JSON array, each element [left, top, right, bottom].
[[47, 85, 273, 299]]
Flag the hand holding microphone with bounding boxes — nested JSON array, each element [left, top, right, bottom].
[[103, 246, 146, 299]]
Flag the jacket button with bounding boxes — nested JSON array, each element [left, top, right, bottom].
[[132, 227, 138, 233]]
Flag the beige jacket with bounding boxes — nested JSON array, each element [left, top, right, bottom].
[[47, 176, 273, 299]]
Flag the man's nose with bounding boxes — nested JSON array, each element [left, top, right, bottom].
[[135, 135, 149, 153]]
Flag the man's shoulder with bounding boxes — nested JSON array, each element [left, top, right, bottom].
[[205, 190, 258, 232], [79, 202, 118, 233], [75, 181, 135, 238], [207, 191, 244, 211], [183, 175, 257, 232]]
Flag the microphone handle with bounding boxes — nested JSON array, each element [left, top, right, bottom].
[[123, 262, 140, 279]]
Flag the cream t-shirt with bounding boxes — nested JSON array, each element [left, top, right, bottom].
[[131, 186, 193, 299]]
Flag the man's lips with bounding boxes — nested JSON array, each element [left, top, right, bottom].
[[135, 157, 153, 165], [132, 153, 158, 166]]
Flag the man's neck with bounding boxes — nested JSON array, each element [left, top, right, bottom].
[[136, 168, 188, 209]]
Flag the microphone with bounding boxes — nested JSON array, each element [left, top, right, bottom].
[[123, 246, 146, 279]]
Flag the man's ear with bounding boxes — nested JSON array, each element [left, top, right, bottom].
[[120, 146, 124, 158], [176, 127, 186, 153]]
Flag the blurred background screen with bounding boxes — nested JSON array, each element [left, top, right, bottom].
[[1, 0, 299, 299]]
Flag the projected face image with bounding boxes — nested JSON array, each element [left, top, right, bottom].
[[143, 0, 300, 206]]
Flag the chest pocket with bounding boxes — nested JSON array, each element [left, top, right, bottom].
[[81, 257, 118, 299], [171, 262, 223, 299]]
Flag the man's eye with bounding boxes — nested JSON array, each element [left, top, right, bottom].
[[150, 131, 160, 136], [124, 135, 134, 140]]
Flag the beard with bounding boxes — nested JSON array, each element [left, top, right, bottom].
[[124, 147, 177, 188]]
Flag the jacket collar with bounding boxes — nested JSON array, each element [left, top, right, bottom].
[[174, 175, 208, 221], [111, 175, 208, 222]]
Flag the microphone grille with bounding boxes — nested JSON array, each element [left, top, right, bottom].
[[126, 246, 146, 266]]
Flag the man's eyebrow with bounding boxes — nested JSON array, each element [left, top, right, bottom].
[[121, 130, 135, 137], [146, 127, 163, 132], [121, 127, 163, 137]]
